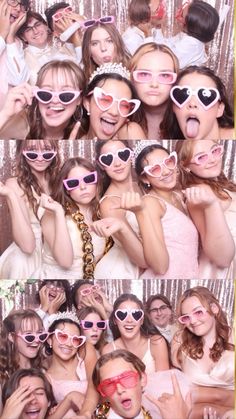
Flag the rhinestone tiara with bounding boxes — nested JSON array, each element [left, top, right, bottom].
[[47, 311, 80, 330], [133, 140, 162, 159], [89, 62, 130, 84]]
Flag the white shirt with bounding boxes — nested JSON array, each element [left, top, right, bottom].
[[122, 26, 154, 55]]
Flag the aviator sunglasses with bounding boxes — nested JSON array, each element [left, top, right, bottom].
[[23, 150, 57, 161], [93, 87, 141, 117], [34, 88, 81, 105], [97, 371, 139, 397], [53, 329, 86, 348], [115, 308, 144, 322], [178, 307, 208, 325], [63, 171, 97, 191], [16, 332, 50, 343], [99, 148, 132, 167], [142, 151, 177, 178], [133, 70, 177, 85], [190, 145, 224, 165], [170, 86, 221, 110], [80, 320, 107, 330]]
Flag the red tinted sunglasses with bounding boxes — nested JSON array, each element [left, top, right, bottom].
[[97, 371, 139, 397]]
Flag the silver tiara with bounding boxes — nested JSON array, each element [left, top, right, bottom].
[[47, 311, 79, 330], [133, 140, 162, 160], [89, 62, 130, 84]]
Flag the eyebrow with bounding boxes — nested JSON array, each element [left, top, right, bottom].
[[91, 36, 112, 42], [182, 305, 203, 315]]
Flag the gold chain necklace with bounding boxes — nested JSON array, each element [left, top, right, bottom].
[[94, 402, 152, 418]]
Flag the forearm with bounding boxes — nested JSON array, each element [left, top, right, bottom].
[[114, 222, 147, 268], [191, 386, 234, 407], [203, 202, 235, 267], [52, 211, 74, 268], [80, 385, 99, 417], [6, 191, 35, 253]]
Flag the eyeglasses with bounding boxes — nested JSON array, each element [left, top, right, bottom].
[[82, 16, 114, 29], [63, 171, 97, 191], [93, 87, 141, 117], [178, 307, 207, 325], [97, 371, 139, 397], [99, 148, 132, 167], [22, 150, 57, 161], [7, 0, 28, 11], [53, 329, 86, 348], [115, 309, 144, 322], [151, 0, 166, 19], [24, 21, 45, 34], [80, 284, 101, 297], [175, 0, 190, 23], [17, 332, 50, 343], [170, 86, 221, 110], [80, 320, 107, 330], [149, 304, 169, 314], [52, 6, 73, 21], [141, 152, 177, 178], [190, 145, 224, 165], [34, 88, 81, 105], [133, 70, 177, 85], [45, 283, 65, 292]]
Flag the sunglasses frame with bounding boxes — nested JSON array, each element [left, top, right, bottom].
[[80, 284, 101, 296], [133, 70, 177, 85], [22, 150, 57, 161], [52, 6, 73, 21], [142, 151, 178, 178], [80, 320, 108, 330], [16, 332, 50, 343], [93, 87, 141, 117], [34, 88, 81, 105], [53, 329, 86, 348], [82, 15, 115, 28], [190, 145, 224, 166], [98, 148, 133, 168], [63, 171, 98, 191], [170, 85, 221, 110], [115, 308, 144, 322], [178, 307, 208, 325], [97, 371, 139, 397]]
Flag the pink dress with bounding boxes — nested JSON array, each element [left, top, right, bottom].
[[46, 357, 88, 418], [140, 194, 199, 279]]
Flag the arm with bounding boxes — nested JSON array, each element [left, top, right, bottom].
[[49, 391, 85, 419], [79, 342, 100, 417], [170, 331, 183, 369], [150, 335, 170, 371], [0, 386, 35, 419], [40, 194, 74, 269], [191, 386, 234, 408], [1, 179, 35, 254], [0, 83, 32, 131], [100, 197, 148, 268], [185, 185, 235, 268]]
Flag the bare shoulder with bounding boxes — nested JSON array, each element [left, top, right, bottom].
[[117, 122, 146, 140], [150, 334, 166, 346], [101, 341, 114, 355], [142, 194, 165, 216], [220, 127, 235, 140], [5, 177, 23, 195]]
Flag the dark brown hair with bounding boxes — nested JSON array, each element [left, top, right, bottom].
[[76, 306, 108, 352], [128, 0, 151, 26], [184, 0, 219, 43]]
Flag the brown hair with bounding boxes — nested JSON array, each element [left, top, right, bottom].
[[15, 139, 61, 217], [27, 60, 85, 139], [16, 11, 48, 42], [76, 306, 108, 352], [81, 23, 130, 81], [0, 309, 45, 382], [92, 349, 146, 387], [175, 140, 236, 199], [128, 0, 151, 26], [145, 294, 175, 324], [176, 286, 234, 364]]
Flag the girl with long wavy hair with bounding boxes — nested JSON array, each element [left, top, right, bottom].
[[171, 286, 234, 418], [0, 139, 60, 279], [102, 293, 170, 373], [176, 139, 236, 279], [0, 309, 46, 414], [36, 156, 113, 279]]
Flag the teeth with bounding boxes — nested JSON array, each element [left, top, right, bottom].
[[101, 117, 116, 125], [49, 106, 64, 111]]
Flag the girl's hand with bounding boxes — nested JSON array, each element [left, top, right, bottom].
[[112, 192, 144, 214], [48, 291, 66, 314], [69, 121, 81, 140], [66, 391, 85, 412], [90, 218, 125, 237], [6, 11, 27, 42], [221, 410, 235, 419], [0, 0, 11, 40], [40, 193, 63, 214], [0, 385, 35, 419], [95, 289, 113, 314], [0, 181, 12, 197], [39, 284, 50, 312], [184, 185, 217, 208], [1, 83, 33, 120], [203, 407, 220, 419]]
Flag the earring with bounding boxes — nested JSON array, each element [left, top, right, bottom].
[[184, 167, 191, 173], [145, 183, 151, 188], [87, 110, 90, 116]]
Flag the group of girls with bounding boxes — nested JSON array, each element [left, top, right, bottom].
[[0, 138, 235, 280], [0, 283, 234, 418], [0, 0, 234, 139]]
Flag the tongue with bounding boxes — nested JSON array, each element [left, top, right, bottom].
[[186, 118, 200, 138], [101, 119, 116, 137], [122, 399, 132, 409]]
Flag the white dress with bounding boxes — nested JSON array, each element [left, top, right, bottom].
[[33, 215, 106, 280], [0, 203, 43, 279], [94, 195, 140, 279]]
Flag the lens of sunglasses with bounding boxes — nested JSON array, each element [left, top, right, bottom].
[[56, 331, 68, 344], [119, 100, 134, 117], [195, 153, 209, 164], [24, 334, 36, 343], [99, 154, 113, 167], [212, 146, 223, 157], [133, 71, 152, 82], [97, 92, 113, 110], [115, 310, 128, 321], [197, 88, 218, 107], [83, 173, 96, 184], [25, 152, 38, 160], [148, 164, 162, 177], [65, 179, 80, 189], [171, 87, 190, 106], [72, 336, 84, 347], [58, 92, 76, 103], [100, 16, 113, 23], [97, 321, 106, 329], [165, 155, 176, 168], [178, 315, 191, 324], [98, 371, 138, 397], [24, 333, 48, 343], [36, 91, 53, 103], [117, 149, 131, 162], [82, 321, 93, 329], [132, 310, 143, 321], [84, 19, 96, 27], [158, 72, 176, 84]]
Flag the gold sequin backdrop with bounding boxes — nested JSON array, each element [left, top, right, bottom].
[[0, 279, 234, 324], [0, 139, 236, 255], [32, 0, 234, 108]]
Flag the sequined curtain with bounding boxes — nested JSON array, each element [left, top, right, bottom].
[[0, 279, 234, 325], [32, 0, 234, 108], [0, 139, 236, 254]]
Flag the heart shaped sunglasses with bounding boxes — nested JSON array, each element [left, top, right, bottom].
[[190, 145, 224, 165], [170, 86, 221, 110], [141, 152, 177, 178], [99, 148, 132, 167], [115, 309, 144, 322], [92, 87, 140, 117], [53, 329, 86, 348]]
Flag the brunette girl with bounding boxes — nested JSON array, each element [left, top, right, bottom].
[[77, 306, 108, 357]]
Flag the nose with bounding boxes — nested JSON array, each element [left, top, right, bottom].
[[107, 101, 119, 117], [186, 96, 198, 109], [100, 41, 107, 52], [32, 26, 39, 33], [116, 383, 126, 395], [79, 180, 87, 190], [150, 75, 159, 88]]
